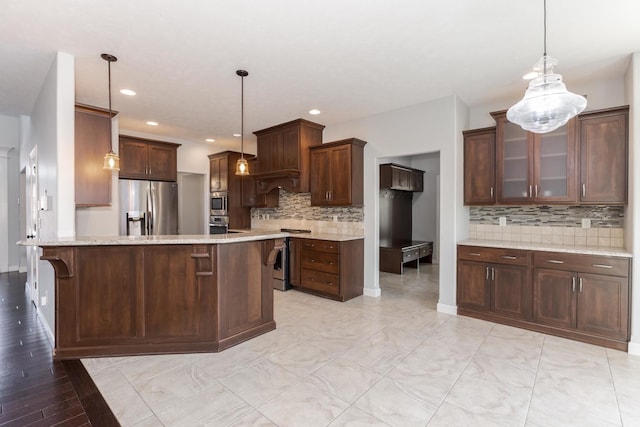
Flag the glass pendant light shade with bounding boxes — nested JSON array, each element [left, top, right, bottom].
[[507, 56, 586, 133], [235, 157, 249, 175], [103, 149, 120, 171]]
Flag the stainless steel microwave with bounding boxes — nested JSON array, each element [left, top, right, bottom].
[[210, 191, 228, 216]]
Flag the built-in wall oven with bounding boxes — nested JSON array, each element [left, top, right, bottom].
[[209, 215, 229, 234], [210, 191, 228, 216]]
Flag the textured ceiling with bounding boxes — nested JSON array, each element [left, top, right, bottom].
[[1, 0, 640, 150]]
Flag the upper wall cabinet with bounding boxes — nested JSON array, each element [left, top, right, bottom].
[[463, 127, 496, 205], [492, 110, 577, 205], [578, 106, 629, 205], [379, 164, 424, 192], [253, 119, 325, 193], [309, 138, 367, 206], [119, 136, 180, 181], [75, 104, 114, 206]]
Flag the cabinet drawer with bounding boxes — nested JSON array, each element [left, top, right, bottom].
[[458, 245, 530, 266], [300, 269, 340, 296], [534, 252, 629, 277], [419, 245, 433, 257], [301, 251, 339, 274], [301, 239, 339, 254], [402, 248, 421, 262]]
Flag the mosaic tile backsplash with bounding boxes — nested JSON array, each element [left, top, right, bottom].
[[469, 206, 624, 228], [252, 189, 364, 222]]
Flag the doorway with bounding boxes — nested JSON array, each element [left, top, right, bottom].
[[26, 146, 39, 305], [177, 172, 205, 234]]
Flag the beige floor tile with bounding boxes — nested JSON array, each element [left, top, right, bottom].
[[219, 358, 301, 406], [427, 401, 506, 427], [226, 410, 277, 426], [258, 381, 349, 427], [91, 367, 154, 426], [328, 406, 391, 426], [354, 377, 437, 426], [131, 415, 164, 427], [307, 357, 383, 403]]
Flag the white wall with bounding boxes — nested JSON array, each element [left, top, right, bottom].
[[411, 152, 440, 262], [324, 95, 467, 310], [625, 53, 640, 355], [468, 75, 627, 129], [19, 51, 75, 336], [0, 115, 20, 272]]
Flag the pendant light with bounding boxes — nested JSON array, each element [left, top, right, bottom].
[[102, 53, 120, 171], [235, 69, 250, 176], [507, 0, 586, 134]]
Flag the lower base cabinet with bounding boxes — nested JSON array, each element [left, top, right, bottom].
[[458, 245, 631, 351], [289, 237, 363, 302]]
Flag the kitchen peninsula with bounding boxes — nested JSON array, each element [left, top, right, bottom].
[[25, 231, 287, 359]]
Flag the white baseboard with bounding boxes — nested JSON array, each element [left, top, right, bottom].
[[628, 340, 640, 356], [437, 302, 457, 315], [363, 287, 382, 297], [19, 266, 27, 273], [36, 307, 55, 347]]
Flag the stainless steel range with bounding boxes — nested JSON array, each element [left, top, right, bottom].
[[273, 228, 312, 291]]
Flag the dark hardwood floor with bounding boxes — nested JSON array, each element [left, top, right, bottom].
[[0, 271, 119, 427]]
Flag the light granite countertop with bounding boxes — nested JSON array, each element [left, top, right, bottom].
[[458, 239, 632, 258], [19, 228, 365, 247]]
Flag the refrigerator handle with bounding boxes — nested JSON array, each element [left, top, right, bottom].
[[147, 184, 153, 235]]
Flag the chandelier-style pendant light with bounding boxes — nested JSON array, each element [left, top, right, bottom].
[[235, 69, 250, 176], [101, 53, 120, 171], [507, 0, 586, 134]]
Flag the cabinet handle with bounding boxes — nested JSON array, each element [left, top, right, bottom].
[[486, 266, 489, 280], [534, 185, 538, 198], [546, 259, 564, 264], [592, 264, 612, 269], [491, 267, 495, 281], [500, 255, 517, 260], [582, 183, 586, 198], [490, 186, 494, 199], [469, 252, 481, 256], [529, 185, 532, 198], [148, 167, 151, 175], [572, 276, 576, 292], [579, 277, 583, 292]]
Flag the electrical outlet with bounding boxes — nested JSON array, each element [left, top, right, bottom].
[[333, 215, 338, 223], [582, 218, 591, 229], [499, 217, 507, 227], [40, 296, 47, 307]]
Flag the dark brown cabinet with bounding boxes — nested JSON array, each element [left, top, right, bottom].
[[578, 106, 629, 205], [253, 119, 324, 193], [379, 164, 424, 192], [208, 151, 251, 229], [492, 110, 577, 204], [241, 158, 279, 208], [290, 237, 364, 302], [74, 104, 113, 206], [457, 244, 631, 351], [309, 138, 366, 206], [457, 246, 531, 320], [533, 251, 630, 343], [463, 127, 496, 205], [119, 135, 180, 181]]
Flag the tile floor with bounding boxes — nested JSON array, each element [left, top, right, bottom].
[[82, 264, 640, 426]]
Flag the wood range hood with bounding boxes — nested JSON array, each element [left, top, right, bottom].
[[251, 118, 325, 194]]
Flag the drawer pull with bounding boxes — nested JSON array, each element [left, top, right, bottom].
[[469, 252, 481, 256], [546, 260, 564, 264], [592, 264, 612, 269], [500, 255, 517, 260]]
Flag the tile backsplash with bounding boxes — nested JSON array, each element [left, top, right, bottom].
[[469, 205, 625, 248], [251, 189, 364, 236]]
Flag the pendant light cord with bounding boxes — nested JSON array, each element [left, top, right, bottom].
[[241, 73, 244, 160], [107, 59, 113, 147], [543, 0, 547, 56]]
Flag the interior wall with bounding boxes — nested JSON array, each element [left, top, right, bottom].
[[625, 52, 639, 355], [7, 147, 20, 270], [411, 152, 440, 262], [323, 95, 466, 309], [0, 115, 20, 272], [19, 52, 75, 336], [178, 172, 205, 234]]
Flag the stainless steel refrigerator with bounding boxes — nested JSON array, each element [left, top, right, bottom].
[[119, 180, 178, 236]]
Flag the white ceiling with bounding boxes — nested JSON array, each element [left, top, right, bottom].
[[2, 0, 640, 150]]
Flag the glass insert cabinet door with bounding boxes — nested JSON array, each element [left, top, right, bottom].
[[501, 120, 531, 200], [537, 126, 571, 199]]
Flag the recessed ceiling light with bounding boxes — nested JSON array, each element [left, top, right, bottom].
[[309, 109, 321, 115], [120, 89, 136, 96], [206, 138, 215, 142], [147, 121, 158, 126], [522, 71, 539, 80], [233, 133, 241, 137]]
